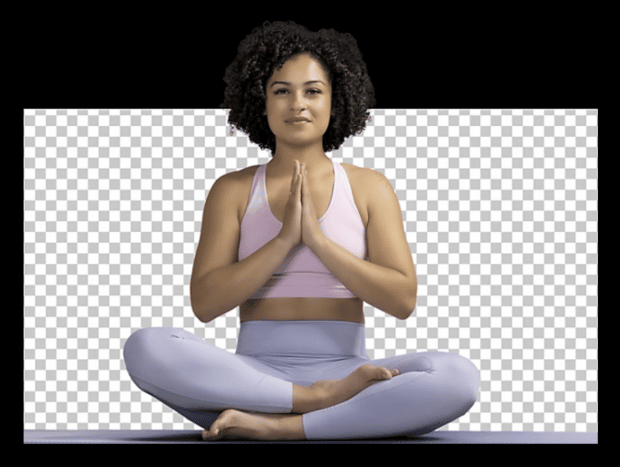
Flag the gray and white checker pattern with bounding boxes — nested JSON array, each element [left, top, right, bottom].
[[24, 108, 598, 432]]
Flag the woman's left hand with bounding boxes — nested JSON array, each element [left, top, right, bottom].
[[300, 164, 325, 252]]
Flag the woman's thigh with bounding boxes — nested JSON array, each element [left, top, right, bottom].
[[302, 351, 480, 439], [123, 327, 293, 413]]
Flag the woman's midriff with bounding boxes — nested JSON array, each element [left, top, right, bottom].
[[239, 297, 364, 323]]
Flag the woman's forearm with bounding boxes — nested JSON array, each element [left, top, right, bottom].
[[311, 236, 417, 320], [191, 236, 294, 322]]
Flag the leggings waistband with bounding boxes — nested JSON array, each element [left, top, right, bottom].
[[236, 320, 368, 359]]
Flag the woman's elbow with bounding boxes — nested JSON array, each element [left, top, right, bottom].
[[395, 299, 416, 320], [190, 284, 233, 323], [397, 283, 417, 320], [190, 279, 215, 323], [193, 308, 211, 324], [191, 299, 222, 324], [190, 295, 211, 323]]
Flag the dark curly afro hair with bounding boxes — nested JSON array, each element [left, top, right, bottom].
[[222, 21, 375, 154]]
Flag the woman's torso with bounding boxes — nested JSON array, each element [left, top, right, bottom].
[[234, 161, 369, 323]]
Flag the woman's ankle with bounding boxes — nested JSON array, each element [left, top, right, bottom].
[[292, 384, 326, 413]]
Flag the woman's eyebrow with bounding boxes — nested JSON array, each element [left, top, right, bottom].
[[269, 80, 326, 87]]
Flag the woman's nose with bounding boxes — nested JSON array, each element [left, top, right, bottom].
[[291, 91, 306, 111]]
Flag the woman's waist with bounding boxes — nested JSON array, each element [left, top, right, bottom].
[[235, 319, 368, 359], [239, 297, 364, 323]]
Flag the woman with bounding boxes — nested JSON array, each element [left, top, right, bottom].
[[124, 21, 480, 440]]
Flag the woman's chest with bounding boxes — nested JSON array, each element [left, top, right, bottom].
[[265, 163, 369, 227], [266, 176, 333, 223]]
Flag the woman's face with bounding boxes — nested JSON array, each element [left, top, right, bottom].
[[265, 53, 332, 151]]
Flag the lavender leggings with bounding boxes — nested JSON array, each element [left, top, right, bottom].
[[123, 320, 479, 439]]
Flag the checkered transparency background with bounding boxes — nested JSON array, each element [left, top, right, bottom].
[[24, 108, 598, 432]]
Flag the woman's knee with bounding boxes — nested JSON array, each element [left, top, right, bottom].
[[419, 352, 480, 411], [123, 327, 178, 380], [442, 353, 480, 410]]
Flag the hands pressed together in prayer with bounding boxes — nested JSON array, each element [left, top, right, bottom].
[[277, 160, 325, 252]]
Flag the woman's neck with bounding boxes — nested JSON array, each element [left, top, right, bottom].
[[269, 142, 330, 175]]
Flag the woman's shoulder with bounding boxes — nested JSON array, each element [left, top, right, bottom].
[[208, 165, 260, 197], [341, 162, 396, 214], [208, 165, 262, 223], [341, 162, 392, 193], [340, 162, 393, 227], [215, 164, 260, 185]]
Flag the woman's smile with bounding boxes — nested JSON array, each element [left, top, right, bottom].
[[286, 117, 311, 124]]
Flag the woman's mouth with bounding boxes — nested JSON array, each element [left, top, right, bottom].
[[286, 117, 311, 124]]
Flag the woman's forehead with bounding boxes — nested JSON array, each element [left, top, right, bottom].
[[268, 53, 331, 86]]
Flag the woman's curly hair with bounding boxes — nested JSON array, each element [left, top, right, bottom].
[[222, 21, 375, 154]]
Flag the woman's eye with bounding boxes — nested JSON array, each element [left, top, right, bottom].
[[273, 88, 321, 96]]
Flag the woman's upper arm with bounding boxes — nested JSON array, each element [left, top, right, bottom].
[[363, 169, 416, 282], [190, 172, 244, 288]]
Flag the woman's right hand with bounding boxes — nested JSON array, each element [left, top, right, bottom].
[[277, 160, 303, 249]]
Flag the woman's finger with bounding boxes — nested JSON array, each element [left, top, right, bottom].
[[290, 160, 300, 195], [295, 163, 303, 198]]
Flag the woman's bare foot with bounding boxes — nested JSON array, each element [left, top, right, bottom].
[[202, 409, 304, 441], [293, 364, 399, 413], [201, 365, 398, 441]]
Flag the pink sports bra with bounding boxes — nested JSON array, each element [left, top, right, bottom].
[[238, 159, 367, 299]]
